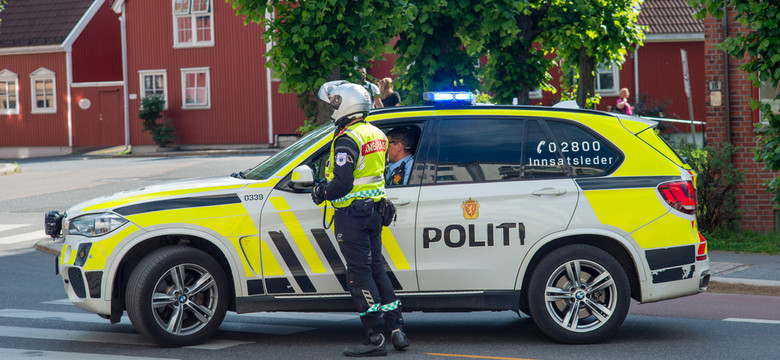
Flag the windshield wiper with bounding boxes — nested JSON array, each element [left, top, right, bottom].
[[231, 170, 247, 179]]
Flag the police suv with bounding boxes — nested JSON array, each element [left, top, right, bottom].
[[45, 92, 710, 346]]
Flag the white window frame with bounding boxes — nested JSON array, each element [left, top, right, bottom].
[[595, 63, 620, 97], [172, 0, 215, 48], [30, 67, 57, 114], [180, 67, 211, 109], [529, 88, 542, 100], [0, 69, 20, 115], [139, 70, 169, 110]]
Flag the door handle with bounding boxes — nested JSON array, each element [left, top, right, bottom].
[[532, 188, 567, 196], [388, 197, 411, 206]]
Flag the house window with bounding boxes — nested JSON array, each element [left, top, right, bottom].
[[529, 88, 542, 100], [181, 67, 210, 109], [139, 70, 168, 109], [595, 63, 619, 96], [0, 69, 19, 115], [30, 67, 56, 114], [759, 81, 780, 116], [173, 0, 214, 48]]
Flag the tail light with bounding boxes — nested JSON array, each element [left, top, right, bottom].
[[657, 180, 697, 215], [696, 232, 708, 261]]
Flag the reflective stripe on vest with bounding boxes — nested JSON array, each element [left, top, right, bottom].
[[326, 122, 387, 208]]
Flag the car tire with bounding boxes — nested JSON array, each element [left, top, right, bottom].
[[125, 246, 228, 347], [528, 244, 630, 344]]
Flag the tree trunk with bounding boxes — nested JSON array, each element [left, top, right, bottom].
[[577, 47, 595, 109]]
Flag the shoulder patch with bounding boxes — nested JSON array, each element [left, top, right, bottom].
[[336, 152, 348, 167]]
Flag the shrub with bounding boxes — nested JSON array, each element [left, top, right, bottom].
[[676, 142, 744, 232], [139, 95, 175, 147]]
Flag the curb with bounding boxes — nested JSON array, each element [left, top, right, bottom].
[[81, 148, 280, 159]]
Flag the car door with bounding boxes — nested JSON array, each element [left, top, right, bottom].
[[257, 121, 425, 295], [415, 116, 579, 291]]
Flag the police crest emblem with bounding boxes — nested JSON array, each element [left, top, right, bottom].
[[461, 198, 479, 220], [335, 152, 347, 167]]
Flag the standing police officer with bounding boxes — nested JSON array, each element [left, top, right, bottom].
[[311, 81, 409, 357]]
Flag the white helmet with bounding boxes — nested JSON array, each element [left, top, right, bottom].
[[317, 81, 371, 125]]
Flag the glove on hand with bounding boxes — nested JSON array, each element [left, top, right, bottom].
[[311, 184, 326, 205]]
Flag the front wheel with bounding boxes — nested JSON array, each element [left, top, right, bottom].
[[125, 246, 229, 346], [528, 244, 630, 344]]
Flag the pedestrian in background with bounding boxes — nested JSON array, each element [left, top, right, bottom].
[[378, 78, 401, 107], [616, 88, 633, 115]]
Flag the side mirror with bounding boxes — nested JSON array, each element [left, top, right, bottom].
[[289, 165, 315, 190]]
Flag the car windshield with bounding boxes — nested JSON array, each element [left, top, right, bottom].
[[243, 124, 335, 180]]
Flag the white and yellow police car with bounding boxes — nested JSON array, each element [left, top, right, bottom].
[[45, 92, 709, 346]]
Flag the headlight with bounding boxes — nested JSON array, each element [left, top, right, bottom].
[[68, 213, 128, 237]]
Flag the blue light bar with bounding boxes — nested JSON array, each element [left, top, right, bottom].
[[423, 91, 476, 105]]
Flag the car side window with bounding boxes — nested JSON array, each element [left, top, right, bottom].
[[523, 120, 567, 178], [546, 120, 619, 176], [434, 118, 524, 183]]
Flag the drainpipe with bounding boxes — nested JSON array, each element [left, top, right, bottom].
[[265, 10, 274, 146], [119, 5, 131, 151], [634, 44, 639, 106], [722, 1, 731, 144], [66, 50, 74, 148]]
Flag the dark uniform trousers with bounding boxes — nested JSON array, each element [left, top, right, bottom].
[[334, 199, 403, 335]]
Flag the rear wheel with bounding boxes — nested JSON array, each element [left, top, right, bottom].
[[528, 244, 630, 344], [125, 246, 228, 346]]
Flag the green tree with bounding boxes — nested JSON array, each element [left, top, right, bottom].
[[543, 0, 644, 108], [689, 0, 780, 205], [228, 0, 412, 130], [470, 0, 555, 105], [393, 1, 482, 104]]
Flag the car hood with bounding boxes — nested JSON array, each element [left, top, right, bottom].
[[65, 176, 257, 218]]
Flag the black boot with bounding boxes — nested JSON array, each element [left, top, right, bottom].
[[343, 333, 387, 357], [390, 329, 409, 351]]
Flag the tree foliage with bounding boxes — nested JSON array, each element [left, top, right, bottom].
[[470, 1, 554, 105], [689, 0, 780, 204], [393, 0, 482, 104], [228, 0, 412, 127], [138, 95, 175, 148], [543, 0, 644, 108]]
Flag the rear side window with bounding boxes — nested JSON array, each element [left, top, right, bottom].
[[545, 120, 619, 176], [435, 119, 524, 183], [523, 120, 567, 178]]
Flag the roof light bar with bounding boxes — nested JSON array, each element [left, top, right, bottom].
[[423, 91, 476, 106]]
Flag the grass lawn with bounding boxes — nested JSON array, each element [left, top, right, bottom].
[[705, 229, 780, 255]]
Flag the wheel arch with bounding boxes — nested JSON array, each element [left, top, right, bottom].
[[108, 229, 239, 322], [516, 231, 643, 310]]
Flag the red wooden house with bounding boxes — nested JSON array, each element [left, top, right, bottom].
[[0, 0, 122, 158], [111, 0, 303, 152]]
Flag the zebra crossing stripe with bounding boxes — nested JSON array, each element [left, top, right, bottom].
[[0, 309, 316, 336], [0, 347, 179, 360], [0, 325, 250, 350], [0, 230, 46, 245], [0, 224, 29, 232]]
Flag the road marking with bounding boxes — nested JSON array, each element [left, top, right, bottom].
[[41, 299, 74, 305], [0, 224, 29, 233], [0, 347, 180, 360], [0, 309, 315, 336], [234, 311, 357, 322], [0, 325, 250, 350], [0, 230, 46, 245], [723, 318, 780, 325], [426, 353, 536, 360]]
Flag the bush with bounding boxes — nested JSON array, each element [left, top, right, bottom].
[[139, 95, 175, 147], [676, 142, 744, 232]]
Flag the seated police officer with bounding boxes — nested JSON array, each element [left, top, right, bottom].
[[385, 127, 417, 186], [311, 81, 409, 357]]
